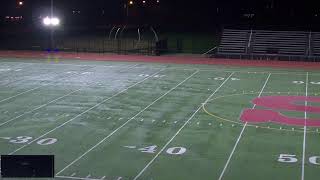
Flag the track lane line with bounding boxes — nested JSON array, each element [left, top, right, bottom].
[[218, 73, 271, 180], [8, 69, 165, 155], [133, 72, 235, 180], [55, 70, 199, 176]]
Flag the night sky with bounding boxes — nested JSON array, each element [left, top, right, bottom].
[[1, 0, 320, 30]]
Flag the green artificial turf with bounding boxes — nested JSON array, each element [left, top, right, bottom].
[[0, 57, 319, 180]]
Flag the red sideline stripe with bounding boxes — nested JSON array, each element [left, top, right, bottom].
[[0, 50, 319, 69]]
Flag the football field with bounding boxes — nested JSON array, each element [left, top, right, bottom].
[[0, 57, 319, 180]]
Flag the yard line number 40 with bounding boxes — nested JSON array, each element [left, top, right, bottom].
[[278, 154, 319, 165]]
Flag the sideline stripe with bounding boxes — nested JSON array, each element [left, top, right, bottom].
[[9, 69, 164, 155], [301, 72, 308, 180], [218, 73, 271, 180], [55, 70, 199, 175], [133, 72, 235, 180]]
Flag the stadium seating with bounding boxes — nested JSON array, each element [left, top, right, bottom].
[[217, 29, 249, 55], [217, 29, 319, 60], [310, 32, 320, 57], [251, 31, 308, 57]]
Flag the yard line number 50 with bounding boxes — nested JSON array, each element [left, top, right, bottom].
[[278, 154, 319, 165]]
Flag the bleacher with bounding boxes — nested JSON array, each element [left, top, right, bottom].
[[217, 29, 249, 55], [251, 31, 308, 57], [216, 29, 320, 60], [310, 32, 320, 57]]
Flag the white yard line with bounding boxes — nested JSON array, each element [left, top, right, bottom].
[[0, 64, 139, 127], [217, 73, 271, 180], [133, 72, 235, 180], [55, 70, 199, 176], [301, 72, 308, 180], [9, 69, 164, 155], [0, 89, 81, 127], [55, 175, 102, 180], [0, 65, 95, 103], [0, 86, 44, 103]]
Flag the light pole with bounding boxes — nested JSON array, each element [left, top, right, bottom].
[[43, 16, 60, 50], [50, 0, 54, 50], [42, 0, 60, 50]]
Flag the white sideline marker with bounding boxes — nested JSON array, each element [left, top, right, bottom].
[[218, 73, 271, 180], [56, 70, 199, 176], [133, 73, 235, 180]]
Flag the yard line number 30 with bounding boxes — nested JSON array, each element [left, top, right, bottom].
[[9, 136, 57, 145]]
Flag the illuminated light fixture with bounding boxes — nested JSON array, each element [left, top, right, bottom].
[[18, 1, 23, 5], [51, 17, 60, 26], [142, 0, 146, 3], [43, 17, 60, 26], [129, 0, 133, 5], [156, 0, 159, 3], [43, 17, 51, 25]]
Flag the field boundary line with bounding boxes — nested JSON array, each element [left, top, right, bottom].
[[9, 69, 164, 155], [301, 72, 309, 180], [55, 70, 199, 175], [218, 73, 271, 180], [133, 72, 235, 180]]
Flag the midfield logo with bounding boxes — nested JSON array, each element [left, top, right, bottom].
[[241, 96, 320, 127]]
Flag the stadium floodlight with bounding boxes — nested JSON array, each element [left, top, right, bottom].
[[43, 17, 51, 26], [51, 17, 60, 26], [42, 17, 60, 26]]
